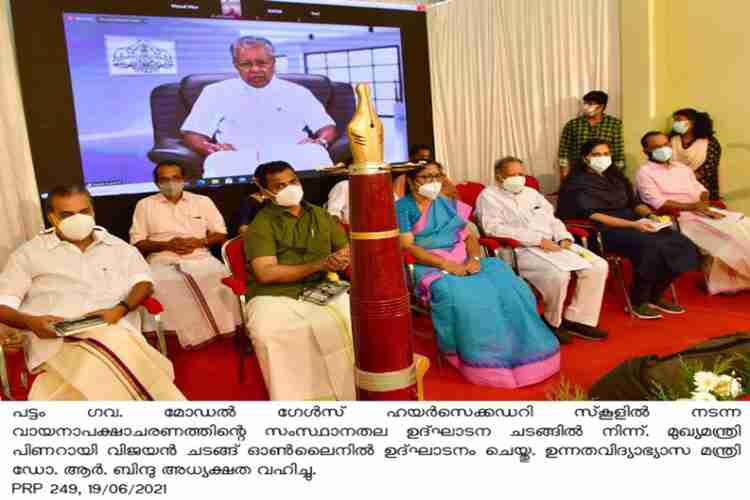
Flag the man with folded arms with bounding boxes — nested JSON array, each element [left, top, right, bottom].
[[476, 157, 609, 342], [130, 162, 241, 349], [244, 161, 354, 400], [0, 185, 184, 400], [636, 131, 750, 294]]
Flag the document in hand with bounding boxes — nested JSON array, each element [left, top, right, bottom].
[[523, 243, 593, 272], [636, 218, 673, 231]]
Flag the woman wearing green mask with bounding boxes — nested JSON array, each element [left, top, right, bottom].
[[670, 108, 721, 200]]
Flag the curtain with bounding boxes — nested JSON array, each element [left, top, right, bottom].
[[426, 0, 621, 193], [0, 0, 42, 268]]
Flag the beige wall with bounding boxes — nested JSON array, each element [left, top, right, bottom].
[[621, 0, 750, 212]]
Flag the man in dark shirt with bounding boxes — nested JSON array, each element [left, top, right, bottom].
[[243, 161, 354, 400]]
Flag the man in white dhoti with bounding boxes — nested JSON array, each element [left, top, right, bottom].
[[130, 163, 241, 349], [0, 185, 184, 400], [636, 131, 750, 294], [181, 36, 338, 178], [475, 157, 609, 342], [244, 161, 355, 400]]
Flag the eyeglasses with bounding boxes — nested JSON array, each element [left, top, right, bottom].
[[235, 59, 274, 70], [416, 174, 445, 183]]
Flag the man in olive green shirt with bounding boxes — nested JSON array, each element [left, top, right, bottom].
[[242, 161, 354, 400]]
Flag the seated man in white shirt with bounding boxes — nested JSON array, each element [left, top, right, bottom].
[[130, 163, 241, 349], [181, 36, 338, 178], [475, 156, 609, 342], [0, 185, 184, 400]]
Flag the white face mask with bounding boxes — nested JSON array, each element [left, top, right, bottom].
[[672, 121, 689, 134], [582, 104, 599, 117], [588, 155, 612, 174], [273, 184, 304, 207], [158, 181, 184, 198], [501, 175, 526, 194], [418, 181, 442, 200], [651, 146, 673, 163], [57, 213, 95, 241]]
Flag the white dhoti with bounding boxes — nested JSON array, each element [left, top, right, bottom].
[[145, 256, 241, 349], [245, 293, 355, 401], [516, 248, 609, 327], [28, 325, 185, 401], [679, 213, 750, 294], [202, 144, 333, 178]]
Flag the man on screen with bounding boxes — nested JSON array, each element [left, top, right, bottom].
[[181, 36, 339, 178], [0, 185, 184, 400]]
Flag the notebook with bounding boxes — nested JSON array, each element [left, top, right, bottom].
[[52, 315, 108, 337], [299, 280, 351, 306]]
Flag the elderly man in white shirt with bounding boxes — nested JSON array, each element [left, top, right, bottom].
[[181, 36, 338, 178], [475, 157, 609, 342], [130, 163, 241, 349], [0, 185, 184, 400]]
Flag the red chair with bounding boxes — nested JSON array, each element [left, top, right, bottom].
[[563, 218, 680, 317], [402, 250, 443, 369], [220, 236, 253, 382], [142, 296, 168, 357], [0, 295, 167, 401]]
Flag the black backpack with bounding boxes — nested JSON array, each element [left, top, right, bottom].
[[588, 332, 750, 400]]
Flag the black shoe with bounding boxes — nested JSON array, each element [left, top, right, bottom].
[[649, 299, 686, 314], [630, 303, 663, 319], [554, 328, 573, 344], [541, 318, 572, 344], [560, 319, 608, 341]]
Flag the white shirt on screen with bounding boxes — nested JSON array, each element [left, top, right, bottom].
[[0, 228, 153, 370], [181, 76, 335, 151]]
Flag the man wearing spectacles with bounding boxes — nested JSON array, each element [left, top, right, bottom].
[[181, 36, 338, 177]]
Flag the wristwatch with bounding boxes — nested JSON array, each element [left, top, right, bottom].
[[471, 256, 480, 262], [318, 137, 329, 149]]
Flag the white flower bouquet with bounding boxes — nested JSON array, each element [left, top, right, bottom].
[[653, 354, 749, 401]]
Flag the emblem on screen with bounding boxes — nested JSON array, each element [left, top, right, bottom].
[[106, 36, 177, 75]]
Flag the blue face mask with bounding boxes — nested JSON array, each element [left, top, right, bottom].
[[651, 146, 673, 163], [672, 121, 689, 135]]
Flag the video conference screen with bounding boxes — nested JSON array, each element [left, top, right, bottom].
[[61, 12, 409, 196]]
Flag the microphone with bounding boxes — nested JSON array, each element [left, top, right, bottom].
[[211, 116, 226, 143]]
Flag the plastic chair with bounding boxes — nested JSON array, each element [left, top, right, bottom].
[[220, 236, 253, 382], [564, 219, 679, 317], [142, 296, 168, 357], [402, 251, 443, 369], [0, 295, 167, 401]]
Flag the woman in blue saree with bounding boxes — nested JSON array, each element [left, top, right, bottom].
[[397, 161, 560, 388]]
